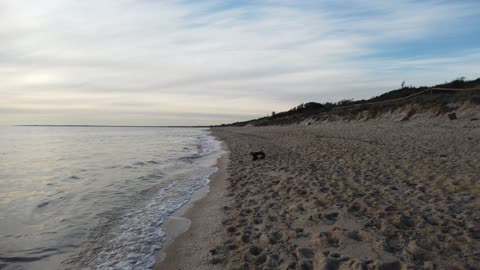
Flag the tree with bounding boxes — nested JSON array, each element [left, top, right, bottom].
[[337, 99, 353, 106]]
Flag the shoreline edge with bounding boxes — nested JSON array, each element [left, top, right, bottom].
[[154, 139, 228, 270]]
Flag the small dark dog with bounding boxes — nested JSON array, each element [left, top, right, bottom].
[[250, 151, 266, 161]]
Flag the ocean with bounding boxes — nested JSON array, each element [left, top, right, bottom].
[[0, 126, 222, 270]]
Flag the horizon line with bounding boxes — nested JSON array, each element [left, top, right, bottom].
[[14, 125, 211, 128]]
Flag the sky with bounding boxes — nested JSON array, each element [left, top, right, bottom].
[[1, 0, 480, 126]]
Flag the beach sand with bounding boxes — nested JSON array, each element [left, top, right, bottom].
[[155, 144, 229, 270], [157, 118, 479, 269]]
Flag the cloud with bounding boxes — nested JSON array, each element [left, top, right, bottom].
[[1, 0, 479, 125]]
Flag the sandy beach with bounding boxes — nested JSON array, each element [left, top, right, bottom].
[[155, 143, 229, 270], [157, 116, 479, 269]]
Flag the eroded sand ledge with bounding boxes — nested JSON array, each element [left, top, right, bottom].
[[158, 118, 479, 269]]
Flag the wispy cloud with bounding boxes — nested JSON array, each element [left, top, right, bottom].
[[1, 0, 479, 125]]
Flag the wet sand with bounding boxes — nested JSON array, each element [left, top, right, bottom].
[[157, 118, 479, 269], [155, 144, 229, 270]]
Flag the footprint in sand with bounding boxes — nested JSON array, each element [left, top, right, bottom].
[[346, 230, 363, 241], [241, 232, 251, 243], [318, 231, 340, 248], [321, 211, 339, 225], [269, 231, 283, 244]]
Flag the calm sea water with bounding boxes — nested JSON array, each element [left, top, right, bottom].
[[0, 126, 222, 270]]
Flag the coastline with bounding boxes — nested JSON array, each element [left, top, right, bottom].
[[154, 141, 229, 270], [154, 115, 479, 269]]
